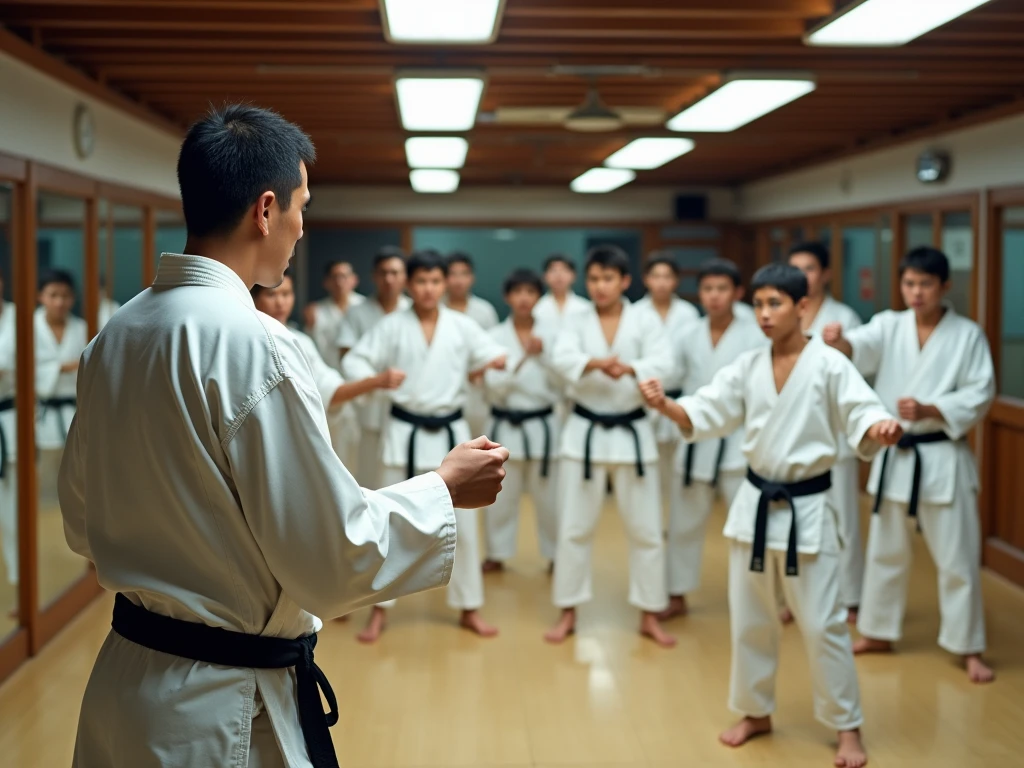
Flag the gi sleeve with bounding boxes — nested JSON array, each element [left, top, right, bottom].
[[829, 353, 894, 461], [227, 375, 456, 619], [676, 355, 748, 442], [933, 327, 995, 440], [632, 312, 674, 382], [58, 411, 92, 561], [341, 321, 386, 381], [844, 311, 890, 378], [547, 318, 590, 384]]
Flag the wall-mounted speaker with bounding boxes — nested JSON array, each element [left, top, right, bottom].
[[674, 194, 708, 221]]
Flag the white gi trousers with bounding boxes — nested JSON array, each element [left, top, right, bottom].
[[377, 466, 485, 612], [667, 470, 744, 597], [483, 459, 558, 562], [0, 462, 16, 585], [728, 513, 863, 731], [857, 468, 986, 655], [355, 429, 382, 491], [657, 440, 678, 516], [552, 459, 668, 613], [832, 457, 864, 609]]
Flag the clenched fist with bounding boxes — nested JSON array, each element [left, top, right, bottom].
[[638, 378, 666, 409], [867, 419, 903, 446], [524, 336, 544, 356], [822, 322, 843, 347], [376, 368, 406, 390], [436, 436, 510, 509]]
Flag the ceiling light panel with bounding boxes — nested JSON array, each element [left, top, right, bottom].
[[570, 168, 636, 194], [410, 169, 460, 193], [405, 137, 469, 169], [381, 0, 506, 44], [395, 74, 485, 131], [604, 138, 695, 170], [666, 78, 816, 133], [806, 0, 993, 47]]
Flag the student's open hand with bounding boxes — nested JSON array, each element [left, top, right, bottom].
[[868, 419, 903, 446], [897, 398, 926, 421], [437, 436, 510, 509], [638, 378, 666, 409], [524, 336, 544, 356], [822, 322, 843, 347], [376, 368, 406, 390]]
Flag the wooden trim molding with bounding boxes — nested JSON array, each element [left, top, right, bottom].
[[143, 206, 157, 285], [35, 570, 104, 652], [96, 181, 180, 211], [0, 629, 30, 686], [84, 198, 100, 339], [33, 163, 97, 199], [0, 155, 28, 183]]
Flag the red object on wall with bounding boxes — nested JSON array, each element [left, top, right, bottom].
[[859, 267, 874, 300]]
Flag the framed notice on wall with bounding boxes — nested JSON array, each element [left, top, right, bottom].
[[942, 227, 973, 271]]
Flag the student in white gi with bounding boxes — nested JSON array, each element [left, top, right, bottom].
[[533, 253, 591, 328], [343, 251, 507, 643], [661, 259, 766, 620], [0, 271, 16, 592], [543, 245, 676, 648], [482, 269, 562, 573], [36, 270, 88, 505], [336, 247, 411, 489], [642, 263, 900, 768], [305, 259, 364, 370], [824, 246, 996, 684], [444, 251, 500, 438], [633, 253, 699, 509], [59, 105, 508, 768]]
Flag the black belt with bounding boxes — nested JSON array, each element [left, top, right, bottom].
[[683, 439, 727, 488], [872, 430, 950, 519], [111, 593, 339, 768], [490, 405, 554, 477], [38, 396, 76, 439], [572, 404, 646, 480], [745, 468, 832, 578], [390, 404, 462, 480], [0, 398, 13, 479], [664, 388, 683, 400]]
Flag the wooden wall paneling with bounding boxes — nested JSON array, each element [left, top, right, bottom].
[[890, 211, 906, 310], [830, 217, 844, 301], [32, 164, 97, 200], [84, 198, 99, 339], [0, 630, 29, 686], [142, 206, 156, 286], [0, 155, 27, 183]]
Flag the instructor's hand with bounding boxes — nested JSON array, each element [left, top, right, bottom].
[[436, 436, 510, 509]]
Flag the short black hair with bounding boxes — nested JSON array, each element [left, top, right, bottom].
[[502, 268, 543, 296], [324, 260, 351, 277], [585, 244, 631, 277], [697, 257, 742, 287], [447, 252, 474, 272], [751, 263, 807, 303], [788, 241, 830, 270], [373, 246, 406, 270], [543, 253, 576, 273], [407, 250, 448, 279], [38, 269, 76, 293], [177, 104, 315, 239], [251, 268, 294, 299], [644, 251, 680, 276], [899, 246, 950, 283]]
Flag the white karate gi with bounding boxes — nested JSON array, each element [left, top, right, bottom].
[[806, 296, 865, 609], [447, 294, 500, 438], [0, 301, 17, 586], [549, 301, 673, 613], [310, 295, 364, 371], [98, 297, 121, 331], [343, 306, 506, 612], [845, 307, 994, 655], [336, 295, 411, 489], [482, 321, 562, 562], [60, 254, 457, 768], [666, 315, 767, 597], [733, 301, 755, 322], [633, 295, 700, 506], [678, 338, 891, 730], [532, 291, 591, 328]]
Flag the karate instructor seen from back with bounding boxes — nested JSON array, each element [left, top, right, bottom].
[[58, 104, 509, 768]]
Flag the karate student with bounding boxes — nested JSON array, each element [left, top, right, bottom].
[[533, 253, 591, 327], [306, 259, 364, 370], [633, 253, 699, 508], [336, 247, 411, 489], [444, 252, 500, 438], [662, 259, 766, 619], [543, 245, 676, 648], [35, 270, 88, 497], [343, 250, 508, 642], [824, 246, 996, 684], [481, 269, 562, 573], [59, 104, 508, 768], [641, 263, 901, 768], [0, 270, 16, 592]]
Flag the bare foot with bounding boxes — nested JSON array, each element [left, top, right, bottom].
[[356, 606, 387, 644], [543, 608, 576, 644], [846, 607, 859, 625], [779, 606, 794, 625], [640, 611, 677, 648], [719, 715, 772, 747], [852, 637, 893, 655], [459, 609, 499, 637], [835, 729, 867, 767], [481, 559, 504, 574], [965, 654, 995, 684], [658, 595, 687, 621]]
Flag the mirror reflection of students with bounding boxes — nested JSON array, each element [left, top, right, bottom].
[[0, 268, 17, 596], [35, 270, 88, 506]]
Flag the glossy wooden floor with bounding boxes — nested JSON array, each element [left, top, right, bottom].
[[1, 497, 1023, 768]]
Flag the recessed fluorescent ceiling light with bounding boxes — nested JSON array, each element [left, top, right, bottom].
[[395, 76, 485, 131], [605, 138, 695, 170], [570, 168, 636, 194], [405, 137, 469, 169], [410, 169, 460, 193], [381, 0, 505, 44], [806, 0, 993, 47], [666, 79, 815, 133]]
